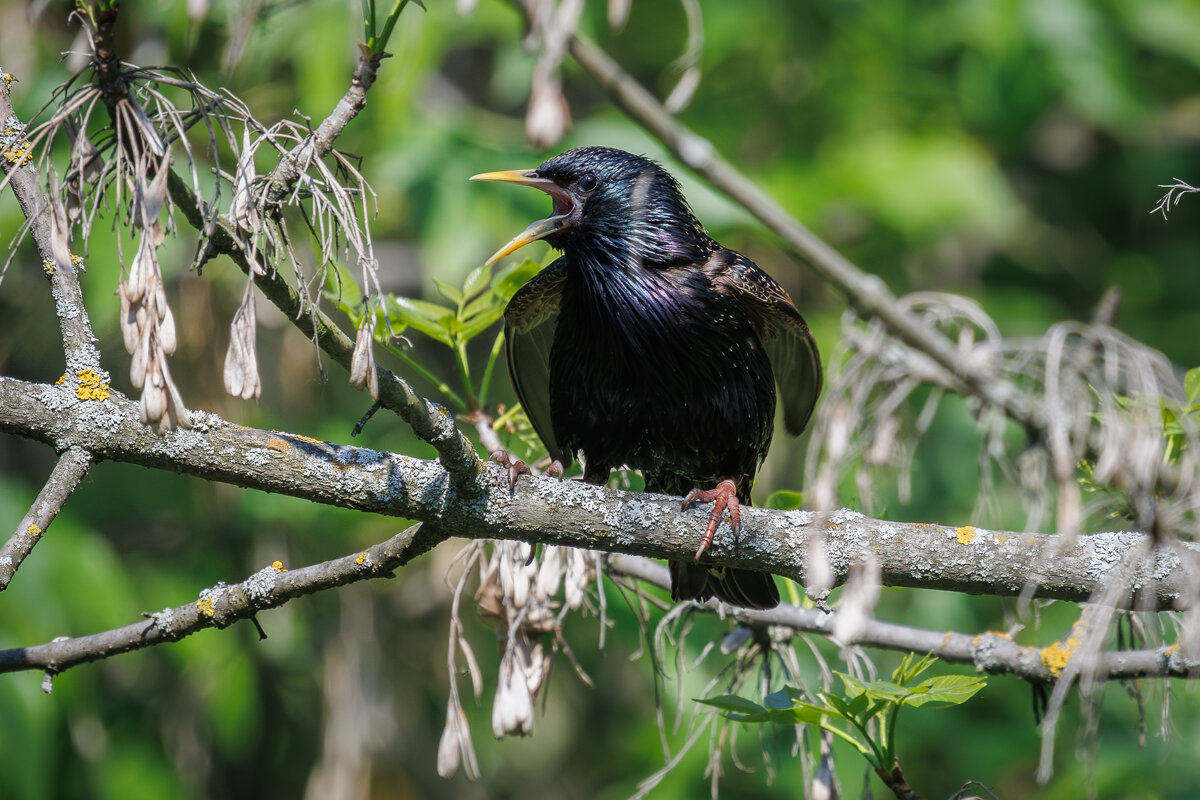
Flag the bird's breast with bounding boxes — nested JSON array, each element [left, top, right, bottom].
[[548, 262, 775, 481]]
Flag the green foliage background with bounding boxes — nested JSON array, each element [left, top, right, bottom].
[[2, 0, 1200, 797]]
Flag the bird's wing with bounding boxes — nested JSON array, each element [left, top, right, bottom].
[[710, 250, 823, 435], [504, 257, 569, 464]]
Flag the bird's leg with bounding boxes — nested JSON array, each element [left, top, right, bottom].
[[681, 478, 741, 561]]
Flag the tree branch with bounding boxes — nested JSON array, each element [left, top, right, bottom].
[[72, 0, 484, 489], [0, 522, 446, 679], [0, 446, 92, 591], [607, 554, 1198, 683], [263, 50, 386, 203], [2, 375, 1193, 610], [0, 72, 103, 375], [166, 170, 484, 491]]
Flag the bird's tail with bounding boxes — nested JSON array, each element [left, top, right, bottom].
[[669, 561, 779, 610]]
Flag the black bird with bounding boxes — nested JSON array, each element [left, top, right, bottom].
[[472, 146, 821, 610]]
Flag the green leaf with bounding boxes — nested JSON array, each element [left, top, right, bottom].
[[387, 297, 455, 345], [461, 289, 504, 323], [775, 703, 834, 725], [389, 296, 456, 324], [765, 490, 805, 510], [903, 675, 987, 708], [696, 695, 766, 715], [1186, 367, 1200, 405], [458, 306, 505, 341], [323, 261, 363, 311], [846, 691, 872, 719], [700, 693, 831, 725], [892, 652, 937, 685], [763, 687, 805, 709], [432, 277, 463, 306], [462, 264, 491, 300], [838, 673, 911, 704], [493, 259, 542, 301]]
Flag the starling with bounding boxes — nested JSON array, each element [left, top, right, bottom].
[[472, 146, 822, 610]]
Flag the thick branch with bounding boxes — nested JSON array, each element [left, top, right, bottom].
[[2, 375, 1194, 609], [0, 447, 92, 591], [0, 522, 445, 677]]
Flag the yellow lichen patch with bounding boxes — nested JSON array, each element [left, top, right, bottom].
[[2, 71, 13, 90], [1166, 642, 1180, 655], [942, 631, 954, 647], [75, 370, 110, 401], [1040, 622, 1086, 677], [267, 436, 289, 451], [56, 374, 67, 385], [955, 525, 976, 545], [70, 253, 83, 266], [27, 523, 43, 537], [291, 433, 323, 444], [196, 596, 216, 618], [271, 560, 287, 571], [43, 259, 55, 275], [355, 552, 368, 566], [3, 140, 32, 166]]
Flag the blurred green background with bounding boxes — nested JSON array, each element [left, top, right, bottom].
[[2, 0, 1200, 797]]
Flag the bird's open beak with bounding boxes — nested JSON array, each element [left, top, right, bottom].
[[470, 169, 578, 265]]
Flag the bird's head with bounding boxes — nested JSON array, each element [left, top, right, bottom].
[[472, 146, 710, 268]]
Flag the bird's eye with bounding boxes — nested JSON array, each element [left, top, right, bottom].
[[577, 173, 598, 193]]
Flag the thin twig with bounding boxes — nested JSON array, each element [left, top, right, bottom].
[[0, 75, 103, 374], [0, 522, 446, 678], [0, 447, 92, 591], [606, 554, 1200, 684]]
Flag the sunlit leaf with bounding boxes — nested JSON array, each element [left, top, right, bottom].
[[461, 289, 503, 322], [904, 675, 987, 708], [1185, 367, 1200, 406], [493, 259, 542, 302], [838, 673, 911, 704], [765, 490, 804, 510], [323, 261, 362, 312], [892, 652, 937, 685], [432, 277, 463, 306], [463, 264, 491, 300], [387, 297, 455, 345]]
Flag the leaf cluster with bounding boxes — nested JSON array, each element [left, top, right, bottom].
[[700, 654, 986, 775]]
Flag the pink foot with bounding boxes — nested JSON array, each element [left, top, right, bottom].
[[489, 450, 531, 490], [681, 478, 741, 561]]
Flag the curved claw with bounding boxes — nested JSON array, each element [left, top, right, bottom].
[[545, 459, 565, 479], [489, 450, 532, 490], [681, 478, 741, 561]]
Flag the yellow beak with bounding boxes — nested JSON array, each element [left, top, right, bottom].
[[471, 169, 578, 265]]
